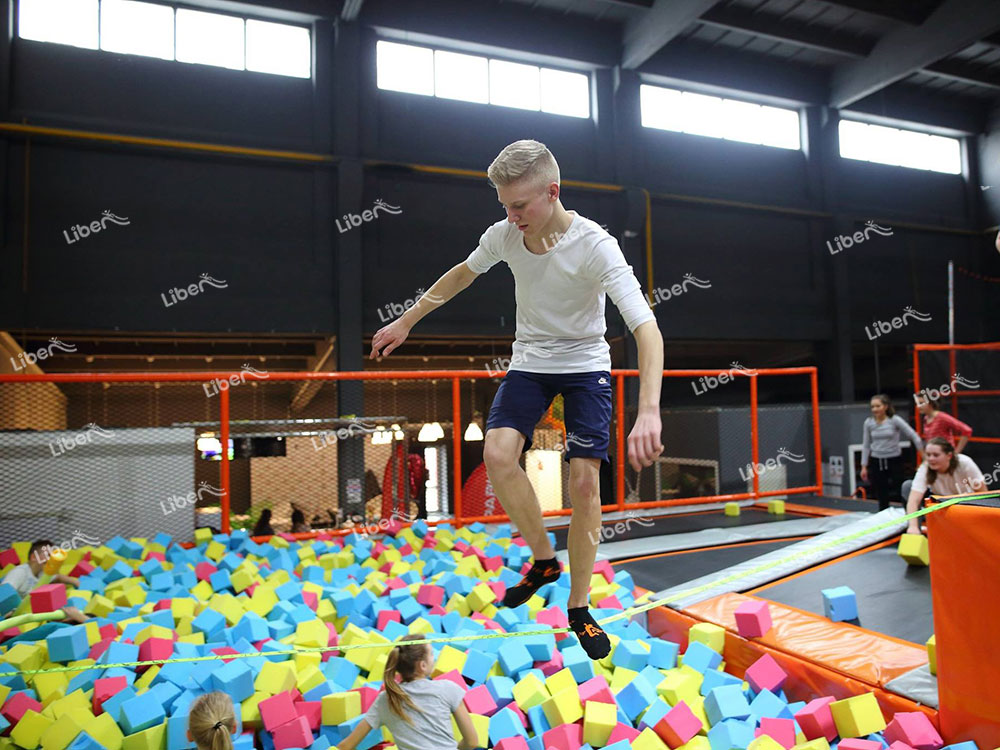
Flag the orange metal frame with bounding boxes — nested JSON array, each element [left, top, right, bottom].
[[913, 342, 1000, 445], [1, 366, 821, 533]]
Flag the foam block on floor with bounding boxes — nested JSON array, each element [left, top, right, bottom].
[[884, 713, 944, 750], [822, 586, 858, 622], [583, 700, 617, 747], [795, 697, 837, 741], [734, 599, 772, 639], [724, 503, 740, 517], [0, 583, 21, 615], [745, 654, 788, 694], [767, 500, 785, 515], [829, 693, 887, 738], [926, 636, 936, 676], [688, 624, 725, 654]]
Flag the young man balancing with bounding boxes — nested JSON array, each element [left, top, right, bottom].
[[370, 140, 664, 659]]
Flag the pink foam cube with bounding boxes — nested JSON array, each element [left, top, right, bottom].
[[884, 713, 944, 750], [70, 560, 95, 577], [654, 701, 702, 748], [757, 717, 797, 749], [0, 548, 20, 568], [294, 701, 321, 731], [795, 697, 837, 742], [593, 560, 616, 583], [745, 653, 788, 694], [259, 691, 298, 732], [889, 743, 917, 750], [507, 703, 528, 726], [30, 583, 67, 613], [384, 578, 407, 592], [840, 740, 885, 750], [371, 542, 387, 557], [1, 692, 43, 725], [89, 637, 114, 661], [399, 544, 413, 556], [325, 623, 339, 646], [138, 637, 174, 666], [579, 675, 615, 705], [484, 556, 504, 572], [354, 687, 378, 713], [536, 608, 570, 640], [535, 648, 564, 677], [92, 676, 128, 715], [417, 586, 445, 608], [494, 737, 530, 750], [596, 595, 624, 610], [302, 591, 318, 611], [434, 670, 468, 692], [734, 599, 773, 638], [542, 723, 583, 750], [383, 518, 403, 536], [210, 647, 241, 665], [608, 723, 641, 745], [144, 551, 166, 563], [428, 605, 447, 616], [194, 562, 217, 582], [271, 716, 312, 750], [463, 685, 499, 716], [486, 581, 506, 601]]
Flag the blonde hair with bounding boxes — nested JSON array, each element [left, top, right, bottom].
[[383, 634, 430, 725], [487, 140, 560, 189], [188, 692, 236, 750]]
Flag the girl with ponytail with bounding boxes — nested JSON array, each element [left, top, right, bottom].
[[187, 692, 237, 750], [337, 634, 480, 750]]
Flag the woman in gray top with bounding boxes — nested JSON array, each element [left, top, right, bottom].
[[861, 394, 924, 511]]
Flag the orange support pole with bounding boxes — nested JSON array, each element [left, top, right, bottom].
[[750, 374, 760, 498], [616, 373, 626, 511], [810, 367, 822, 493], [452, 377, 463, 528], [219, 385, 231, 535]]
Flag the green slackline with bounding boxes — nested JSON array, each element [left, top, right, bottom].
[[3, 492, 990, 677]]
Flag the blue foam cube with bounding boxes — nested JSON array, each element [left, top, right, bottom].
[[485, 676, 515, 708], [617, 675, 658, 722], [648, 638, 679, 670], [701, 668, 743, 696], [497, 641, 533, 675], [750, 688, 793, 719], [462, 649, 499, 684], [561, 645, 595, 683], [0, 583, 22, 615], [488, 707, 529, 745], [682, 641, 723, 674], [526, 704, 551, 735], [822, 586, 858, 621], [211, 660, 255, 702], [119, 692, 167, 734], [67, 733, 104, 750], [708, 719, 756, 750], [47, 626, 90, 662], [705, 684, 752, 725], [612, 639, 649, 672]]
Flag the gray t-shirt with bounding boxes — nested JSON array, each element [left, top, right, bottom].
[[363, 678, 465, 750]]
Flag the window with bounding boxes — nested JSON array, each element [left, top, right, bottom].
[[377, 40, 590, 119], [839, 120, 961, 174], [18, 0, 98, 49], [640, 83, 801, 150], [17, 0, 311, 78], [101, 0, 173, 61]]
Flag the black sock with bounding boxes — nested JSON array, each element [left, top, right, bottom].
[[567, 606, 611, 660], [501, 557, 561, 608]]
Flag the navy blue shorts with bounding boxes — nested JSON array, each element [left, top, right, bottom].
[[485, 370, 612, 462]]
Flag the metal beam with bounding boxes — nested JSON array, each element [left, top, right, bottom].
[[924, 60, 1000, 92], [830, 0, 1000, 109], [698, 6, 873, 58], [622, 0, 720, 70], [820, 0, 935, 25], [341, 0, 363, 21]]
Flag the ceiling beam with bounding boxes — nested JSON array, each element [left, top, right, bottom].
[[924, 60, 1000, 92], [341, 0, 363, 21], [830, 0, 1000, 109], [697, 6, 873, 58], [622, 0, 720, 70], [819, 0, 936, 25]]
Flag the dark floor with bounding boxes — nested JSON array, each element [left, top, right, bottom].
[[549, 508, 794, 550], [615, 538, 801, 593], [753, 545, 933, 644], [788, 493, 879, 513]]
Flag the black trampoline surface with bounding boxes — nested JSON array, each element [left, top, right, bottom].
[[753, 545, 932, 645], [614, 538, 801, 594], [550, 509, 796, 550], [786, 494, 877, 513]]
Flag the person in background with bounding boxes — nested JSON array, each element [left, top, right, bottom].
[[336, 634, 480, 750], [917, 397, 972, 453], [290, 505, 311, 534], [860, 394, 923, 511], [2, 540, 79, 599], [187, 692, 236, 750], [903, 437, 985, 535], [251, 509, 274, 537]]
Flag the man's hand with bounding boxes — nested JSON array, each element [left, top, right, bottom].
[[627, 406, 663, 472], [62, 606, 88, 624], [369, 319, 412, 359], [860, 466, 868, 482]]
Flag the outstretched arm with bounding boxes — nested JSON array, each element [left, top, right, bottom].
[[334, 719, 374, 750], [369, 262, 479, 359], [628, 320, 664, 472]]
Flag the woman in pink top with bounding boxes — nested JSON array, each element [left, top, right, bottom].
[[917, 397, 972, 453]]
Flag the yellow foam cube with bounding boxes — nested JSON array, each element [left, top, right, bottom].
[[792, 740, 831, 750], [4, 643, 44, 672], [39, 709, 88, 750], [688, 623, 725, 654], [687, 695, 710, 734], [678, 736, 712, 750], [294, 652, 322, 674], [545, 668, 579, 698], [452, 713, 489, 747], [83, 621, 101, 646], [134, 665, 160, 691], [48, 692, 91, 720], [121, 721, 165, 750], [767, 500, 786, 515], [829, 693, 887, 738], [316, 599, 337, 623], [254, 660, 297, 695], [724, 502, 741, 517], [194, 528, 213, 544], [432, 645, 467, 677], [79, 591, 112, 618], [466, 583, 496, 612], [134, 625, 174, 645], [898, 534, 930, 566], [927, 635, 937, 675], [170, 598, 196, 620], [657, 667, 702, 705], [178, 632, 204, 645], [11, 709, 54, 749], [609, 667, 639, 693], [34, 670, 69, 704], [540, 686, 583, 727], [512, 673, 550, 712], [583, 699, 617, 747], [296, 665, 326, 695], [750, 736, 787, 750], [190, 580, 214, 601], [240, 692, 266, 730], [408, 618, 435, 636], [368, 653, 388, 683], [295, 619, 329, 649], [445, 593, 471, 617], [322, 692, 361, 725], [633, 727, 670, 750], [88, 711, 125, 750]]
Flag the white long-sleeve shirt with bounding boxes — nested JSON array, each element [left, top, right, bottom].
[[465, 212, 655, 373]]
